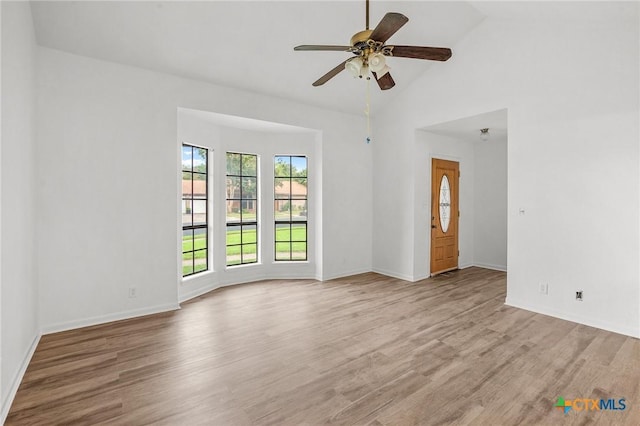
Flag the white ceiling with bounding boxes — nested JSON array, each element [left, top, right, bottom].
[[29, 1, 486, 115], [422, 108, 508, 143]]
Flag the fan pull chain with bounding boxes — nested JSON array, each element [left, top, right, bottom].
[[365, 78, 371, 143]]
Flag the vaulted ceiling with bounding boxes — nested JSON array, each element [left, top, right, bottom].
[[29, 1, 636, 116], [30, 1, 485, 115]]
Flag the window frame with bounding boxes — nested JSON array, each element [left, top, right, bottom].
[[181, 144, 209, 277], [274, 155, 308, 262], [226, 152, 259, 267]]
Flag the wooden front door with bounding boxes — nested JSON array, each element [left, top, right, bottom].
[[430, 159, 459, 276]]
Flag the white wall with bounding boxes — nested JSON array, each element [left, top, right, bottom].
[[474, 136, 508, 271], [177, 111, 321, 301], [36, 46, 372, 332], [1, 1, 39, 420], [372, 9, 639, 337]]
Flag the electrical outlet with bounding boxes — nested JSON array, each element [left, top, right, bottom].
[[129, 287, 137, 298], [539, 283, 548, 295], [576, 290, 583, 301]]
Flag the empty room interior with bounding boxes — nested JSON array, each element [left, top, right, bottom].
[[1, 0, 639, 424]]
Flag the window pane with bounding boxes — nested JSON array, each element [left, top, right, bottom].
[[275, 242, 291, 260], [243, 224, 257, 244], [226, 201, 240, 223], [242, 202, 257, 222], [182, 146, 192, 171], [182, 229, 194, 253], [182, 251, 194, 275], [226, 245, 241, 266], [193, 200, 207, 226], [241, 177, 257, 199], [439, 174, 451, 233], [182, 144, 209, 277], [291, 223, 307, 241], [226, 176, 240, 199], [227, 153, 240, 175], [192, 174, 206, 199], [292, 243, 307, 260], [226, 152, 258, 266], [194, 249, 207, 273], [275, 223, 291, 242], [193, 148, 207, 173], [274, 155, 307, 262], [275, 200, 290, 221], [182, 173, 193, 197], [292, 200, 307, 221], [182, 200, 192, 226], [274, 178, 290, 199], [242, 244, 257, 263], [291, 178, 307, 199], [226, 226, 241, 246], [292, 156, 307, 177], [243, 155, 257, 176], [194, 228, 207, 250], [275, 156, 290, 177]]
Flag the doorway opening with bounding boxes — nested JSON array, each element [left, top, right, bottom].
[[418, 108, 508, 277]]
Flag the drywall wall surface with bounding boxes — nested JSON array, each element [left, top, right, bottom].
[[474, 137, 507, 271], [373, 8, 639, 336], [36, 47, 372, 331], [1, 1, 39, 419]]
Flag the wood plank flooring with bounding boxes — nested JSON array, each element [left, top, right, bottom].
[[6, 267, 640, 425]]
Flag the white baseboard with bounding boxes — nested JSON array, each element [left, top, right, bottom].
[[179, 283, 219, 303], [412, 273, 430, 281], [180, 273, 319, 304], [1, 332, 41, 424], [370, 267, 414, 282], [371, 264, 506, 283], [473, 262, 507, 272], [321, 267, 373, 282], [41, 303, 181, 335], [505, 297, 640, 339]]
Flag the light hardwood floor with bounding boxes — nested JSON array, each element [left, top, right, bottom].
[[6, 267, 640, 425]]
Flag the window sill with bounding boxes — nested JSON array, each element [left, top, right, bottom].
[[225, 262, 262, 271], [181, 269, 214, 284]]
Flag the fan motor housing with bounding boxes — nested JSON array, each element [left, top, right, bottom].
[[350, 29, 373, 47]]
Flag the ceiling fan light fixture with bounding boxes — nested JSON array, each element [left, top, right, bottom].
[[360, 64, 370, 79], [375, 64, 391, 78], [345, 57, 364, 77], [368, 52, 386, 72], [296, 0, 452, 90], [480, 128, 490, 142]]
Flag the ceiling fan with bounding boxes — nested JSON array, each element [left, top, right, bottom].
[[294, 0, 452, 90]]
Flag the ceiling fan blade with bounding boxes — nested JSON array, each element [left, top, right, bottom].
[[372, 72, 395, 90], [312, 60, 348, 86], [294, 45, 352, 52], [389, 45, 452, 61], [369, 12, 409, 43]]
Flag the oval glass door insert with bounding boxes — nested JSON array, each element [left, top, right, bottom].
[[439, 174, 451, 233]]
